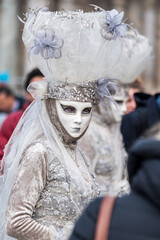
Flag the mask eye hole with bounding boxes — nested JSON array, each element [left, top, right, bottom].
[[115, 100, 123, 105], [60, 104, 76, 113], [82, 107, 92, 115]]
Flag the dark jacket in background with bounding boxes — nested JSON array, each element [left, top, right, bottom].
[[70, 139, 160, 240], [121, 93, 160, 152]]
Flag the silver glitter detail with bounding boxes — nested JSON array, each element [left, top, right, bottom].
[[43, 81, 100, 105]]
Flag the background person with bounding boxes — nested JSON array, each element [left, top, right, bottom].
[[79, 31, 152, 197], [125, 77, 144, 114], [0, 85, 25, 114], [121, 92, 160, 152], [0, 68, 44, 163], [0, 81, 26, 128], [80, 85, 129, 197]]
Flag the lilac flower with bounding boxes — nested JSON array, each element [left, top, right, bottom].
[[101, 9, 135, 39], [96, 78, 120, 105], [29, 27, 64, 60]]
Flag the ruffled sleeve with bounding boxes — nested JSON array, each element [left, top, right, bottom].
[[5, 142, 56, 240]]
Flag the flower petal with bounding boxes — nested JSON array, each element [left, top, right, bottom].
[[113, 11, 124, 25], [30, 27, 63, 61], [41, 47, 51, 59], [33, 46, 41, 55], [115, 24, 128, 37], [51, 37, 64, 49], [107, 9, 119, 19], [48, 48, 56, 59]]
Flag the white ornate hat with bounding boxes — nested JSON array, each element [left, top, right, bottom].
[[21, 6, 136, 103]]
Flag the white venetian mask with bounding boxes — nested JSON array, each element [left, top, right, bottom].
[[110, 92, 128, 122], [56, 100, 92, 138]]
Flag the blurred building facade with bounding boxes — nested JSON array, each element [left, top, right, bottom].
[[0, 0, 160, 93]]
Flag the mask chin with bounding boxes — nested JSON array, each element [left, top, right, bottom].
[[45, 99, 89, 145]]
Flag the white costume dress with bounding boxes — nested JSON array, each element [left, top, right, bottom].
[[1, 99, 99, 240], [6, 136, 97, 240]]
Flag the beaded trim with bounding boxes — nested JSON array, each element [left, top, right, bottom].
[[43, 81, 100, 105]]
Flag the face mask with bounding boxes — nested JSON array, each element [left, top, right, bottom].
[[110, 94, 128, 122], [56, 100, 92, 139]]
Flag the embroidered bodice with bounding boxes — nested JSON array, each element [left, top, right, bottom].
[[6, 137, 98, 240]]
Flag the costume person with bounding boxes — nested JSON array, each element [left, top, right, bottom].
[[80, 31, 152, 196], [0, 6, 135, 240]]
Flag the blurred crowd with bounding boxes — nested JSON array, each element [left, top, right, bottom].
[[0, 69, 44, 161]]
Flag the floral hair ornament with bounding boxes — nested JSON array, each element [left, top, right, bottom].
[[90, 4, 136, 40], [96, 78, 120, 106], [28, 26, 64, 70], [28, 26, 64, 61], [22, 7, 136, 104], [18, 8, 64, 70]]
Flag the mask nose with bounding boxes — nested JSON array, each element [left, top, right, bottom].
[[74, 112, 82, 124]]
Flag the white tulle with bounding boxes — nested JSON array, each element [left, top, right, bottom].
[[22, 9, 122, 84], [112, 31, 153, 83], [22, 8, 152, 86]]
